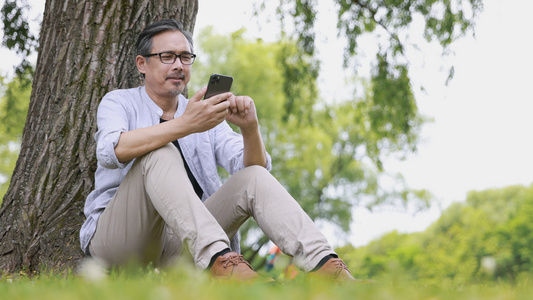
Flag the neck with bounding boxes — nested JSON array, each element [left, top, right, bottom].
[[145, 87, 179, 119]]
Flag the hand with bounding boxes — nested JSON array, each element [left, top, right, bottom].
[[226, 95, 259, 131], [181, 87, 232, 133]]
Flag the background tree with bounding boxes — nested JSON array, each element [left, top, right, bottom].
[[189, 28, 431, 266], [263, 0, 482, 79], [336, 184, 533, 286], [0, 0, 34, 202], [0, 71, 31, 201], [256, 0, 483, 163], [243, 0, 481, 266], [0, 0, 199, 274], [1, 0, 37, 78]]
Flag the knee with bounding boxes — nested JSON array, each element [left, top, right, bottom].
[[155, 143, 179, 156], [239, 165, 272, 181], [142, 143, 179, 162], [245, 165, 269, 174], [134, 143, 184, 172]]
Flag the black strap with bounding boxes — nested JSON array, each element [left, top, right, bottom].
[[160, 119, 204, 199]]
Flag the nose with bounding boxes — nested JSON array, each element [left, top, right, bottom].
[[171, 57, 184, 70]]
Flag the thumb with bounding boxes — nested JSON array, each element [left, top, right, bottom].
[[190, 86, 207, 102]]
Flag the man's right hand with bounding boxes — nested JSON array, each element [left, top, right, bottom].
[[181, 87, 232, 133], [114, 88, 232, 164]]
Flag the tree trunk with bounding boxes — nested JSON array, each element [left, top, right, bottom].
[[0, 0, 198, 274]]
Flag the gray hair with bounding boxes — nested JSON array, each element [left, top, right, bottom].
[[136, 19, 194, 56]]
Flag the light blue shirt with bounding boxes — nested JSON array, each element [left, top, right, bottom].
[[80, 86, 272, 255]]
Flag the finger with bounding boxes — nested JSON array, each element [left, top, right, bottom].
[[190, 86, 208, 102], [227, 94, 238, 114], [213, 96, 231, 113], [236, 96, 246, 115], [237, 96, 252, 116], [243, 96, 252, 114], [206, 92, 232, 105]]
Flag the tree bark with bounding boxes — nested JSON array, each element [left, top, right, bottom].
[[0, 0, 198, 274]]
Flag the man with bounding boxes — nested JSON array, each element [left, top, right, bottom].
[[80, 19, 357, 282]]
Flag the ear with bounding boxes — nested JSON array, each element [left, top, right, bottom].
[[136, 55, 147, 75]]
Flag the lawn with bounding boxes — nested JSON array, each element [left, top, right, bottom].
[[1, 260, 532, 300]]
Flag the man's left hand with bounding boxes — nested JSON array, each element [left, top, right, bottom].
[[226, 95, 259, 130]]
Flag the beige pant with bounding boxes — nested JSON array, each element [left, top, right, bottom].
[[89, 143, 334, 271]]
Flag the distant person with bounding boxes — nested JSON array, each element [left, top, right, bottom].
[[266, 244, 282, 272], [80, 19, 358, 282], [266, 244, 300, 280]]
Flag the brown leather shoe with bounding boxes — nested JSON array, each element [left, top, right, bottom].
[[210, 252, 260, 281], [312, 258, 357, 282]]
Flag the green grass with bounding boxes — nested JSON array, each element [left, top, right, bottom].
[[1, 261, 532, 300]]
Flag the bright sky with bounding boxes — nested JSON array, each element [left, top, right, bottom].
[[1, 0, 532, 247]]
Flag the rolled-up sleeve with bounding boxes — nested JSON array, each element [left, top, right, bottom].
[[95, 93, 130, 169]]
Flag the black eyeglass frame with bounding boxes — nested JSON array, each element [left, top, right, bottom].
[[143, 51, 197, 65]]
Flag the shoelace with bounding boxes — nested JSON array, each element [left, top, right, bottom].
[[331, 259, 350, 277], [220, 254, 253, 270]]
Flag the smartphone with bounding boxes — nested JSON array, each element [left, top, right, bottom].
[[204, 73, 233, 99]]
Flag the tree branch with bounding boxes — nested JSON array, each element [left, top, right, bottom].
[[352, 0, 404, 54]]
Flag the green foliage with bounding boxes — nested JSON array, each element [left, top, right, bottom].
[[0, 72, 32, 202], [277, 41, 319, 123], [269, 0, 482, 62], [190, 28, 285, 125], [340, 184, 533, 287], [191, 28, 430, 266], [0, 0, 37, 78]]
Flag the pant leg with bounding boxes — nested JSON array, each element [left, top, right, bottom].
[[204, 165, 335, 272], [89, 143, 230, 269], [159, 224, 183, 267]]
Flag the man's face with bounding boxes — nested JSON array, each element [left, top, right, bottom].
[[137, 30, 192, 98]]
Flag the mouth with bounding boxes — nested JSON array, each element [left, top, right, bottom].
[[167, 77, 184, 83], [166, 73, 185, 83]]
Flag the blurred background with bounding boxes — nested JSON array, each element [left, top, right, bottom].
[[1, 0, 532, 285]]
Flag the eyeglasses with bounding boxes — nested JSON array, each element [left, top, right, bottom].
[[143, 51, 196, 65]]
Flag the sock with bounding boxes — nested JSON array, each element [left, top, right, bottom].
[[311, 253, 338, 272], [208, 248, 231, 268]]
